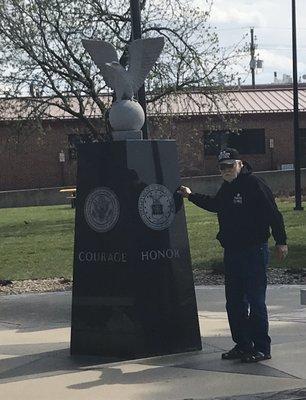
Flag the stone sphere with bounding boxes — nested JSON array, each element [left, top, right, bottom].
[[109, 100, 145, 131]]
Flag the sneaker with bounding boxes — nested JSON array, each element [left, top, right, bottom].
[[241, 350, 271, 363], [221, 345, 245, 360]]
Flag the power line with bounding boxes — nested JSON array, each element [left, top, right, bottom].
[[215, 26, 306, 32], [262, 47, 306, 50]]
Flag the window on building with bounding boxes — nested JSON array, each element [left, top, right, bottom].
[[67, 134, 92, 160], [204, 129, 266, 155], [204, 131, 227, 156]]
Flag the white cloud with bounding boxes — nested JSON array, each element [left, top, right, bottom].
[[210, 3, 261, 26], [260, 49, 306, 75], [205, 0, 293, 27], [260, 50, 292, 71]]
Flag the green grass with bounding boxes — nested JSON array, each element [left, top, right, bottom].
[[0, 205, 74, 280], [0, 201, 305, 280]]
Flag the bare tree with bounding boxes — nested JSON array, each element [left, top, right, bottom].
[[0, 0, 246, 140]]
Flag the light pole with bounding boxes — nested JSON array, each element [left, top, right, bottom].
[[130, 0, 148, 139], [291, 0, 303, 210]]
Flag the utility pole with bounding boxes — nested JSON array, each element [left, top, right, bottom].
[[250, 28, 256, 88], [291, 0, 303, 210], [130, 0, 148, 139]]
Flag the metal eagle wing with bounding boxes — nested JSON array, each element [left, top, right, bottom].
[[127, 37, 165, 93], [82, 39, 119, 89]]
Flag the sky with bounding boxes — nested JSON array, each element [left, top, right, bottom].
[[196, 0, 306, 85]]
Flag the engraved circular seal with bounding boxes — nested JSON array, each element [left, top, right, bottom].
[[84, 187, 120, 233], [138, 184, 175, 230]]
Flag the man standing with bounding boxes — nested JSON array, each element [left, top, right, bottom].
[[179, 148, 288, 363]]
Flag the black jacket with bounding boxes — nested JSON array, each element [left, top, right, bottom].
[[188, 163, 287, 249]]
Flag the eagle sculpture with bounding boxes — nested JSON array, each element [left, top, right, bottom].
[[82, 37, 165, 101]]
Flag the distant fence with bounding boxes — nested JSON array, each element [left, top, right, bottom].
[[0, 168, 305, 208], [0, 187, 73, 208]]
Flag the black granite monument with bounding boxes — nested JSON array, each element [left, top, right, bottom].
[[70, 139, 202, 360]]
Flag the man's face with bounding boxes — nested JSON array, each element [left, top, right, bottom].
[[219, 160, 243, 182]]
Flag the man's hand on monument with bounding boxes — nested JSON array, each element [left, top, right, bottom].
[[178, 186, 192, 198], [275, 245, 288, 262]]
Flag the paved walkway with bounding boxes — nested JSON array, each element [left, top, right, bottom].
[[0, 285, 306, 399]]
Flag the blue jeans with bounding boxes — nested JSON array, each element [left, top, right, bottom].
[[224, 243, 271, 354]]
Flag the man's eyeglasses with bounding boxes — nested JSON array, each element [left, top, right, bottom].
[[219, 162, 236, 171]]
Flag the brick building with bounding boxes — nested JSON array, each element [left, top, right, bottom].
[[1, 85, 306, 190]]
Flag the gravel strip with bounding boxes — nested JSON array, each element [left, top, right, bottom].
[[193, 268, 306, 286], [0, 268, 305, 296], [0, 278, 72, 296]]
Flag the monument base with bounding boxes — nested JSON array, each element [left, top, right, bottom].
[[112, 130, 143, 140], [70, 140, 202, 360]]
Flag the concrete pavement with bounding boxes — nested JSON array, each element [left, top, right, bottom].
[[1, 285, 306, 399]]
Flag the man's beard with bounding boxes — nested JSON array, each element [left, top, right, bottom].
[[222, 171, 238, 182]]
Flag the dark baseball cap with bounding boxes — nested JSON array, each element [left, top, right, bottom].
[[217, 148, 240, 163]]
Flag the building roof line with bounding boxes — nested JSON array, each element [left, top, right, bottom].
[[1, 86, 306, 121]]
